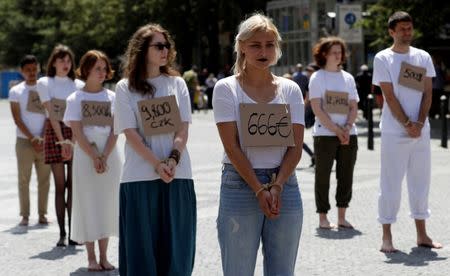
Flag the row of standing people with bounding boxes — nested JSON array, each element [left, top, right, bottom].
[[10, 48, 119, 270], [9, 11, 441, 276], [9, 25, 196, 273]]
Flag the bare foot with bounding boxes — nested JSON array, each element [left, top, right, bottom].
[[338, 220, 354, 229], [19, 217, 29, 226], [88, 260, 103, 272], [417, 236, 443, 249], [38, 215, 48, 225], [319, 218, 337, 229], [100, 260, 115, 271], [380, 239, 397, 253]]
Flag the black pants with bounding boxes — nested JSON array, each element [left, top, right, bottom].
[[313, 135, 358, 213]]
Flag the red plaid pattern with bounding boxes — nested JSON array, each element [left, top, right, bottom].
[[43, 119, 73, 164]]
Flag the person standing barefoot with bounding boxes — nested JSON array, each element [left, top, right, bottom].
[[115, 24, 196, 275], [309, 37, 359, 230], [373, 11, 442, 253], [64, 50, 120, 271]]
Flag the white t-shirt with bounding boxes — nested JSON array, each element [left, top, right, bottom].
[[63, 89, 115, 136], [8, 82, 46, 138], [37, 76, 84, 117], [212, 75, 305, 169], [309, 69, 359, 136], [373, 46, 435, 135], [114, 75, 192, 183]]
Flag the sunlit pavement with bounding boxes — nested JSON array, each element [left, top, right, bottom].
[[0, 101, 449, 275]]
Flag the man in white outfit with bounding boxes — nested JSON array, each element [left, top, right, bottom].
[[373, 11, 443, 253]]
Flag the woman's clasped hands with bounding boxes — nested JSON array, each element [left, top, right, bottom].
[[93, 155, 108, 174], [155, 158, 177, 183], [256, 174, 283, 219]]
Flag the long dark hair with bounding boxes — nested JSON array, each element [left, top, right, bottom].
[[46, 44, 76, 80], [122, 24, 178, 96]]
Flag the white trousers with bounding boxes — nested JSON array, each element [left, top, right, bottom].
[[378, 132, 431, 224]]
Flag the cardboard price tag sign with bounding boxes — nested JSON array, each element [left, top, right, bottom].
[[49, 98, 67, 121], [323, 91, 349, 114], [398, 62, 426, 92], [81, 101, 113, 126], [239, 103, 295, 147], [138, 95, 182, 136], [26, 90, 45, 114]]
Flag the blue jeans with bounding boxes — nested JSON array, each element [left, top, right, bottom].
[[217, 164, 303, 276]]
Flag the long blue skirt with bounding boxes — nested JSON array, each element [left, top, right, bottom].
[[119, 179, 197, 276]]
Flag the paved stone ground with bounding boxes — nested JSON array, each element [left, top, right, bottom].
[[0, 100, 449, 275]]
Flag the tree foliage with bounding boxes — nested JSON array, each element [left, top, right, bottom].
[[0, 0, 268, 74], [361, 0, 450, 50]]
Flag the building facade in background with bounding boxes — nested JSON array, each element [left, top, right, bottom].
[[267, 0, 377, 75]]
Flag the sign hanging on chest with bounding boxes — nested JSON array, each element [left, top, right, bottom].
[[81, 101, 113, 126], [138, 95, 182, 136], [398, 61, 426, 92], [239, 103, 295, 147]]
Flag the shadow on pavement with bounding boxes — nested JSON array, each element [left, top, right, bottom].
[[29, 246, 83, 260], [315, 227, 363, 239], [383, 247, 447, 266], [3, 223, 49, 235], [70, 267, 119, 276]]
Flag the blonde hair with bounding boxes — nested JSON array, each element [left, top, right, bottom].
[[233, 13, 282, 76]]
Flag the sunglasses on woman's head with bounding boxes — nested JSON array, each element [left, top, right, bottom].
[[149, 43, 171, 51]]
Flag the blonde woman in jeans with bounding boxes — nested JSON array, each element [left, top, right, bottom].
[[213, 13, 304, 276]]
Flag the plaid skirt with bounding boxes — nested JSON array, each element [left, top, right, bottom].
[[44, 119, 73, 164]]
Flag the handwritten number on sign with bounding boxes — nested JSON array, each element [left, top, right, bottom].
[[141, 102, 171, 121], [247, 113, 291, 138], [82, 104, 90, 117], [403, 68, 423, 82], [80, 101, 112, 126], [82, 103, 111, 118], [138, 95, 182, 136], [31, 96, 40, 104]]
